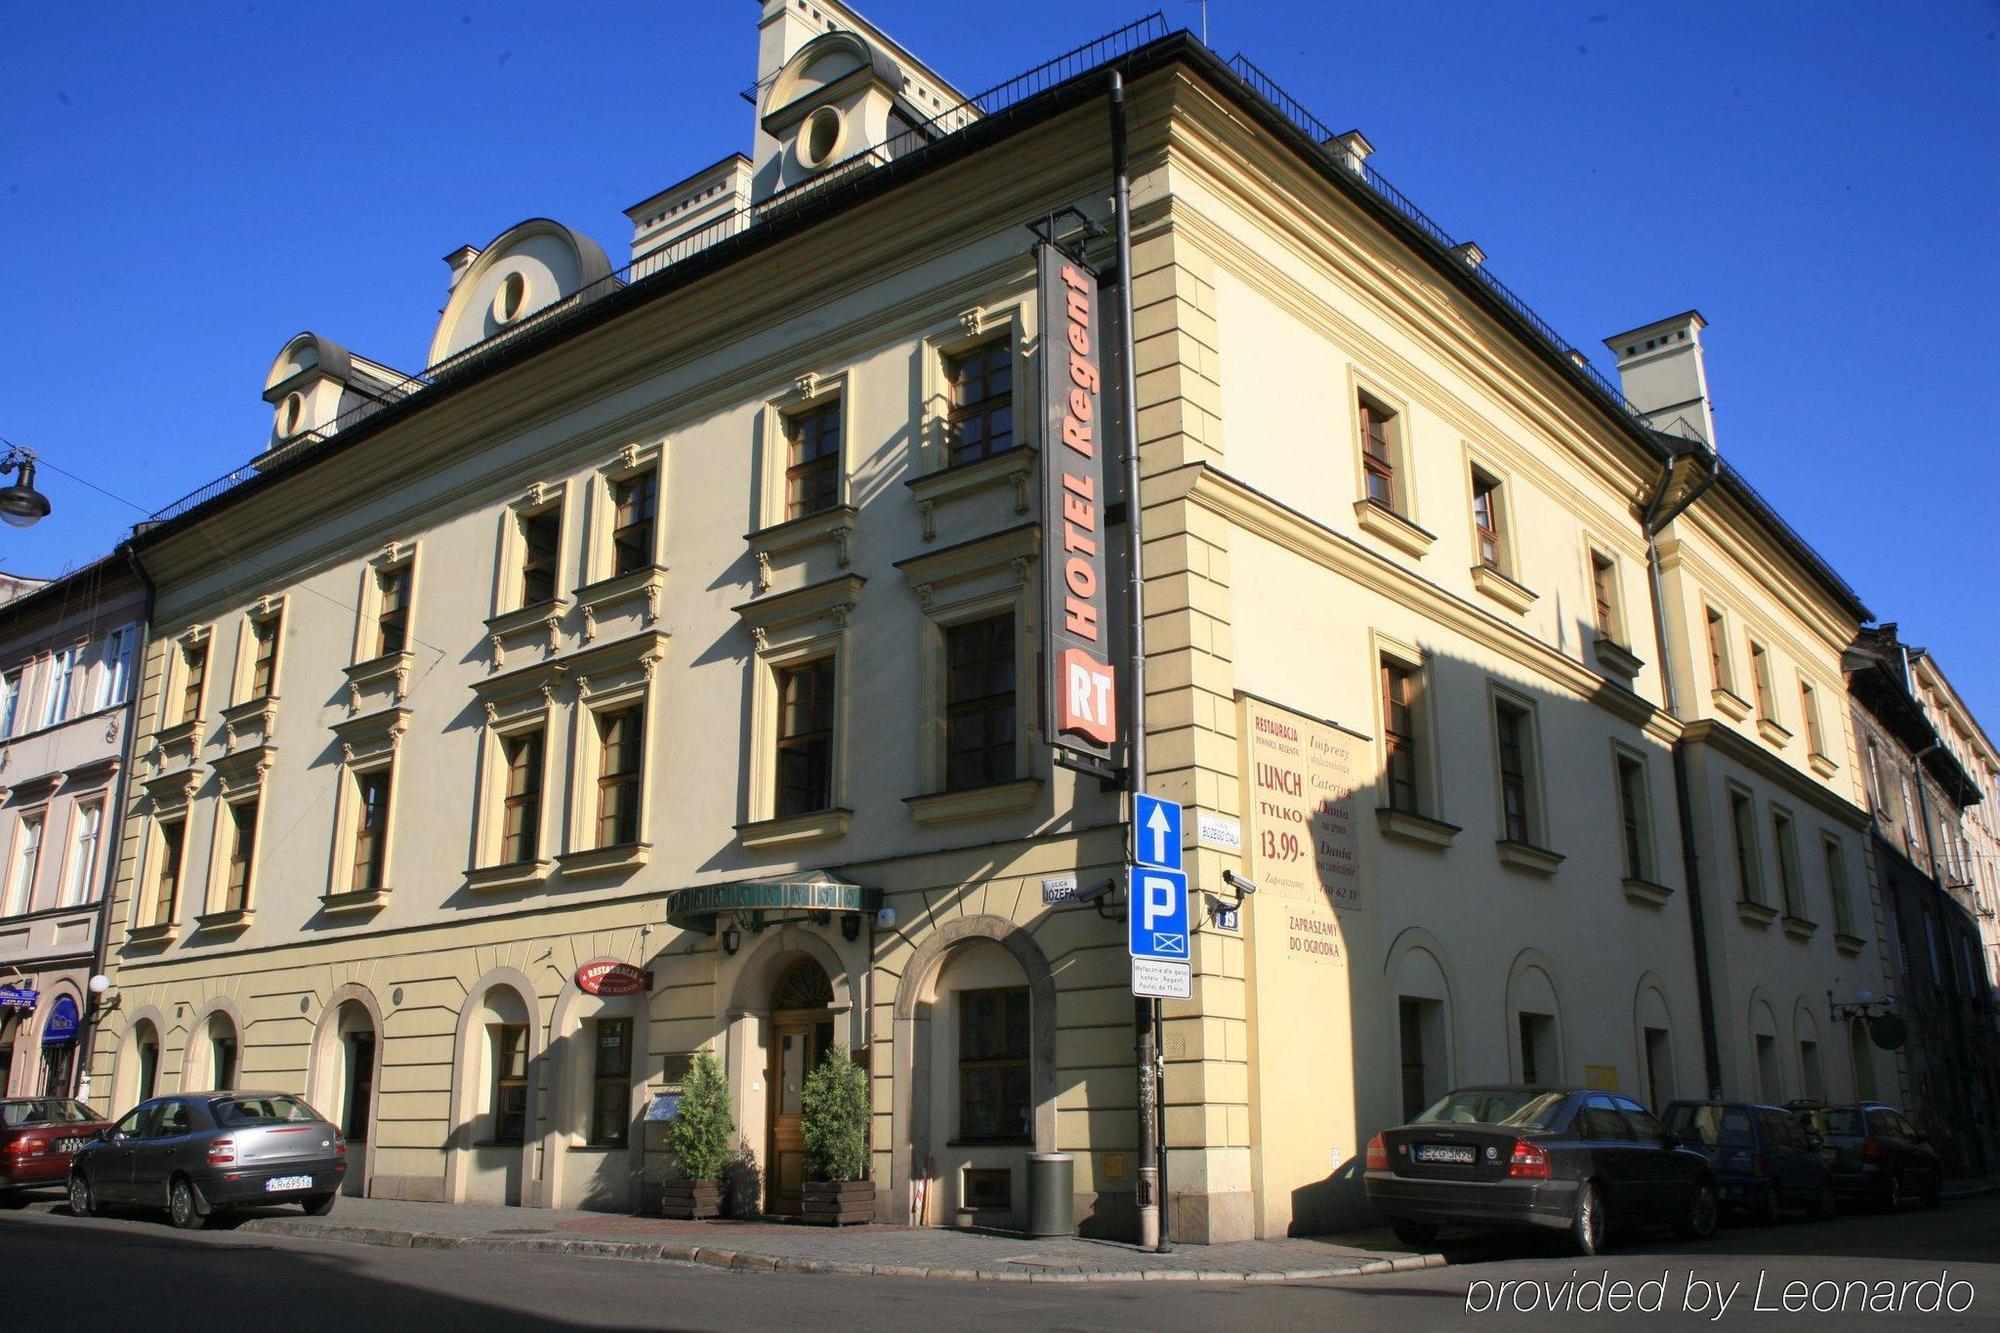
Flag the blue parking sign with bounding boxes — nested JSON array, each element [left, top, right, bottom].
[[1128, 867, 1190, 961]]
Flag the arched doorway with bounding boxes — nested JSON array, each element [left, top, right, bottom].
[[332, 1003, 378, 1195], [766, 957, 835, 1216], [184, 1009, 240, 1092]]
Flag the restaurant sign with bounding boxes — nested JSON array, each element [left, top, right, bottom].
[[0, 985, 37, 1011], [1037, 241, 1118, 771], [575, 960, 648, 997], [666, 876, 880, 933]]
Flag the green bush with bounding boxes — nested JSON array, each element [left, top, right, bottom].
[[800, 1045, 870, 1183], [665, 1048, 733, 1181]]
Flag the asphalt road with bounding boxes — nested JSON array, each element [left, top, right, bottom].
[[3, 1191, 1996, 1330]]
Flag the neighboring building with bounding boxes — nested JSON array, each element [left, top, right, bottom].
[[0, 555, 146, 1102], [83, 5, 1899, 1239], [1846, 626, 1999, 1176], [1907, 647, 2000, 985]]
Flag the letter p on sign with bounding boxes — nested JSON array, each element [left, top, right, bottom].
[[1058, 648, 1116, 746]]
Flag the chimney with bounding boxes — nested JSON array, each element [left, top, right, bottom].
[[1450, 240, 1485, 269], [1326, 129, 1374, 178], [1602, 310, 1716, 446], [443, 245, 481, 292]]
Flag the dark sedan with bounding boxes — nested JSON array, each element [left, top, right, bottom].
[[68, 1091, 345, 1228], [1365, 1085, 1718, 1255], [1, 1098, 114, 1193]]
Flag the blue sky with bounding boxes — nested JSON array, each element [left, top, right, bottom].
[[2, 1, 1995, 718]]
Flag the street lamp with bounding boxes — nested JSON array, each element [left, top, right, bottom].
[[0, 447, 51, 528]]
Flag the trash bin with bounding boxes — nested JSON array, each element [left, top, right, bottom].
[[1026, 1151, 1075, 1237]]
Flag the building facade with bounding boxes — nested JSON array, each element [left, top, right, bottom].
[[83, 3, 1910, 1240], [0, 556, 145, 1102]]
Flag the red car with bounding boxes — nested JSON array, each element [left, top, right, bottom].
[[1, 1098, 114, 1193]]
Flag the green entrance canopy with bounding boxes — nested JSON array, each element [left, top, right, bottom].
[[666, 872, 879, 935]]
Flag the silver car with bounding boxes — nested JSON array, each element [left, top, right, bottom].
[[68, 1091, 347, 1228]]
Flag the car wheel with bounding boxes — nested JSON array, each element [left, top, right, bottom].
[[67, 1172, 95, 1219], [1675, 1178, 1719, 1241], [1807, 1182, 1835, 1220], [304, 1192, 338, 1218], [1390, 1218, 1438, 1247], [1570, 1181, 1607, 1256], [168, 1176, 206, 1231]]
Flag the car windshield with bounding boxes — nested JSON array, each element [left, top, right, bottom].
[[1821, 1108, 1865, 1136], [1414, 1089, 1568, 1130], [210, 1095, 317, 1126], [1665, 1104, 1754, 1147], [1, 1099, 97, 1127]]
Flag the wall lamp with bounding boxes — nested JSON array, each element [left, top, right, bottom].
[[0, 447, 51, 528], [721, 924, 742, 957], [1828, 988, 1894, 1024]]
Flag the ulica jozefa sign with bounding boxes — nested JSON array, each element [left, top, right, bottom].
[[1038, 241, 1118, 769]]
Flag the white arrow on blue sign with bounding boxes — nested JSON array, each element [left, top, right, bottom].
[[1128, 867, 1190, 962], [1133, 794, 1182, 871]]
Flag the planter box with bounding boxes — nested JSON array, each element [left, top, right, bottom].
[[662, 1180, 724, 1220], [801, 1179, 876, 1226]]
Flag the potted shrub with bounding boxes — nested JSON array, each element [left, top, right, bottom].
[[662, 1048, 732, 1220], [799, 1044, 874, 1225]]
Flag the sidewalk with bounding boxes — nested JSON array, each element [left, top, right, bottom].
[[216, 1195, 1442, 1283]]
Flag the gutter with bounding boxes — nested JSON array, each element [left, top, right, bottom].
[[1639, 437, 1727, 1101]]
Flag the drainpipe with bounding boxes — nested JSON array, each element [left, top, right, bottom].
[[1109, 68, 1167, 1254], [77, 540, 153, 1110], [1640, 448, 1725, 1100]]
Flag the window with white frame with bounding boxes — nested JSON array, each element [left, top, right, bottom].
[[176, 637, 210, 725], [1590, 550, 1625, 645], [40, 645, 79, 728], [96, 625, 138, 710], [0, 669, 19, 737], [1491, 693, 1544, 846], [148, 815, 187, 928], [59, 799, 103, 909], [220, 797, 260, 914], [785, 400, 843, 521], [247, 609, 282, 700], [1469, 466, 1509, 574], [1357, 391, 1405, 514], [4, 811, 44, 916], [736, 579, 856, 841]]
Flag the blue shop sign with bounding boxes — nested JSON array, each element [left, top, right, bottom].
[[41, 995, 79, 1045], [0, 985, 37, 1011]]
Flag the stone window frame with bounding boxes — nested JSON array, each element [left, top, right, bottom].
[[492, 478, 574, 619], [468, 660, 568, 892], [1370, 630, 1458, 849], [1703, 600, 1750, 719], [1347, 365, 1433, 558], [1770, 803, 1810, 929], [351, 539, 422, 667], [582, 441, 667, 589], [229, 595, 288, 707], [2, 800, 49, 918], [1461, 445, 1537, 614], [1487, 679, 1561, 873], [916, 302, 1029, 477], [1609, 740, 1663, 892], [894, 524, 1043, 823], [746, 374, 858, 592], [166, 625, 215, 732], [324, 707, 410, 912], [1726, 780, 1770, 916], [556, 629, 670, 878], [734, 575, 861, 849], [132, 770, 198, 942], [198, 777, 268, 932], [54, 790, 107, 911]]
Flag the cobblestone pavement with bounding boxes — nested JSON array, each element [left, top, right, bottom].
[[209, 1194, 1441, 1282]]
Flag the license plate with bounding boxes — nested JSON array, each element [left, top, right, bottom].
[[55, 1138, 85, 1154], [1415, 1143, 1477, 1165], [264, 1175, 314, 1193]]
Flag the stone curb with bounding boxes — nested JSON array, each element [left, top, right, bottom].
[[230, 1215, 1446, 1283]]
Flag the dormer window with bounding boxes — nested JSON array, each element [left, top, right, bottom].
[[800, 106, 846, 170], [494, 271, 528, 325], [280, 393, 305, 438]]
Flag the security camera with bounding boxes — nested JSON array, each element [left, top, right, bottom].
[[1074, 879, 1116, 904], [1222, 869, 1257, 896]]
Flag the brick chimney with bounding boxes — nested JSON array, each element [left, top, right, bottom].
[[1603, 311, 1716, 446]]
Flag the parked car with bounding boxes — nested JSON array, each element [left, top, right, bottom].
[[1790, 1101, 1941, 1210], [68, 1091, 345, 1228], [1364, 1085, 1718, 1255], [1662, 1099, 1833, 1222], [1, 1098, 114, 1194]]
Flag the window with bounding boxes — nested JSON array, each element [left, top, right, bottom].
[[60, 800, 103, 908], [775, 658, 835, 817], [945, 340, 1013, 466], [1358, 394, 1399, 510], [97, 626, 137, 710], [588, 1018, 633, 1147], [957, 987, 1030, 1142], [1773, 810, 1804, 918], [1590, 552, 1622, 642], [223, 799, 258, 913], [610, 471, 656, 578], [1800, 1040, 1825, 1103], [944, 613, 1015, 791], [1518, 1012, 1556, 1084], [1729, 789, 1762, 905], [1800, 681, 1825, 755], [1381, 658, 1421, 814], [4, 813, 43, 916], [1399, 996, 1441, 1123], [518, 507, 562, 605], [491, 1024, 528, 1145], [177, 640, 209, 725], [350, 769, 391, 892], [1615, 753, 1651, 880], [1866, 738, 1892, 815], [1643, 1026, 1674, 1108], [1494, 701, 1533, 843], [41, 646, 78, 727], [212, 1035, 238, 1092], [1749, 640, 1774, 719], [0, 671, 18, 736], [594, 707, 644, 848], [1755, 1034, 1781, 1102], [1705, 607, 1732, 693], [501, 730, 545, 864], [1470, 469, 1504, 571], [375, 566, 411, 657], [785, 401, 841, 519], [249, 614, 281, 700], [151, 816, 186, 927]]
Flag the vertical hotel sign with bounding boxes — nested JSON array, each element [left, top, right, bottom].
[[1038, 242, 1117, 768]]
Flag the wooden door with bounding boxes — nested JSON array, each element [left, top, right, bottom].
[[766, 1012, 835, 1215]]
